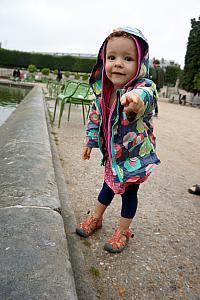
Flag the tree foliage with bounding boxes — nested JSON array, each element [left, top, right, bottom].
[[193, 72, 200, 91], [165, 65, 182, 86], [149, 65, 183, 87], [182, 17, 200, 92]]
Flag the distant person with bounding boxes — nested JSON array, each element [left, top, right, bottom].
[[181, 95, 186, 105], [152, 59, 164, 117], [57, 69, 62, 81], [188, 184, 200, 195], [13, 69, 17, 78], [16, 68, 21, 79], [75, 27, 160, 253]]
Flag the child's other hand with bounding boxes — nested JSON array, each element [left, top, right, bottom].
[[82, 146, 92, 160], [120, 91, 144, 115]]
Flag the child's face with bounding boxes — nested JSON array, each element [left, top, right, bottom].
[[105, 36, 138, 89]]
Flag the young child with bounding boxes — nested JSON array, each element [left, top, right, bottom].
[[76, 26, 160, 253]]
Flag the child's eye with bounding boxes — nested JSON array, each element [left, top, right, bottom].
[[107, 55, 115, 60], [125, 56, 133, 61]]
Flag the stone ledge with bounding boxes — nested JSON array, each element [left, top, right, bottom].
[[0, 206, 77, 300], [0, 84, 78, 299], [0, 86, 60, 210]]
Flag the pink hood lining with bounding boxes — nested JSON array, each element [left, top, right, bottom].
[[101, 34, 145, 106]]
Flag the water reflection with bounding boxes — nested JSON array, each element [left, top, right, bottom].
[[0, 84, 30, 126], [0, 106, 16, 125]]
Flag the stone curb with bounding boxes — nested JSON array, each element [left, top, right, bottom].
[[0, 85, 78, 299], [0, 206, 77, 300], [45, 98, 97, 300]]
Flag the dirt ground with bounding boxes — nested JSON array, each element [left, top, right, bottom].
[[49, 98, 200, 300]]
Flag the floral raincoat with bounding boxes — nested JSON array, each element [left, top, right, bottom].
[[85, 27, 160, 193]]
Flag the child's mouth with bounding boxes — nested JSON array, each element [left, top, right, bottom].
[[112, 72, 125, 75]]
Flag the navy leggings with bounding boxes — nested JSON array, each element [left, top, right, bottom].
[[98, 181, 139, 219]]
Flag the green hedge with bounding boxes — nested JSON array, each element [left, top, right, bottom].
[[0, 48, 96, 73]]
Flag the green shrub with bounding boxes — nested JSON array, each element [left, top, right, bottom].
[[0, 48, 96, 73], [41, 68, 50, 76], [74, 73, 80, 80], [54, 69, 58, 75], [28, 64, 37, 73], [82, 73, 89, 81], [64, 71, 70, 78]]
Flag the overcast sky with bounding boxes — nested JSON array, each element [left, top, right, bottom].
[[0, 0, 199, 68]]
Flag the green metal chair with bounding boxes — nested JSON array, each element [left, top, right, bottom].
[[48, 80, 63, 99], [52, 80, 80, 123], [54, 81, 95, 127], [66, 82, 95, 126]]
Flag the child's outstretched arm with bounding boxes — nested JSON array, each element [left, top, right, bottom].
[[120, 79, 157, 117], [120, 91, 145, 115]]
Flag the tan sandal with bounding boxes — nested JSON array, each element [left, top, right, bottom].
[[104, 228, 134, 253], [76, 213, 102, 238]]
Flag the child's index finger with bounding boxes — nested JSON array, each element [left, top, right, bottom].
[[120, 94, 129, 106]]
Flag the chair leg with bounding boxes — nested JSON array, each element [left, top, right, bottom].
[[53, 98, 58, 122], [68, 103, 71, 121], [86, 105, 91, 119], [82, 103, 86, 125], [58, 101, 65, 128]]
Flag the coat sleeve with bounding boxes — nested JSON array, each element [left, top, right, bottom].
[[84, 100, 100, 148], [130, 78, 158, 117]]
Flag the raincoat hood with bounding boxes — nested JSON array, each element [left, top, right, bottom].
[[89, 26, 150, 96]]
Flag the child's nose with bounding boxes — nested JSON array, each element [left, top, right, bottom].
[[114, 58, 123, 67]]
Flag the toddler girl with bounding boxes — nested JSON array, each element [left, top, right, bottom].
[[76, 27, 160, 253]]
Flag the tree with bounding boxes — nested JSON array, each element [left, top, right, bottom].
[[164, 65, 182, 86], [182, 17, 200, 92], [193, 72, 200, 91]]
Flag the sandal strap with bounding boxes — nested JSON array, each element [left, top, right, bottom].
[[79, 214, 102, 231], [107, 228, 133, 247]]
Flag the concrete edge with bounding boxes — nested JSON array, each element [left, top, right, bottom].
[[0, 205, 78, 300], [0, 85, 60, 210], [44, 98, 97, 300], [0, 84, 78, 299]]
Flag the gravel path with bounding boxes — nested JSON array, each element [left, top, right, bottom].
[[49, 98, 200, 300]]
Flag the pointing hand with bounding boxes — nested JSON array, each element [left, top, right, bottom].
[[120, 91, 144, 115]]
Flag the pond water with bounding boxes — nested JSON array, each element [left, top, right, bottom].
[[0, 84, 30, 126]]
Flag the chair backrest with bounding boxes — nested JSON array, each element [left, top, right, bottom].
[[61, 80, 80, 96], [48, 80, 63, 97], [70, 82, 94, 100], [59, 80, 71, 93]]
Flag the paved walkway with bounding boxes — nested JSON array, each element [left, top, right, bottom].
[[48, 97, 200, 300]]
